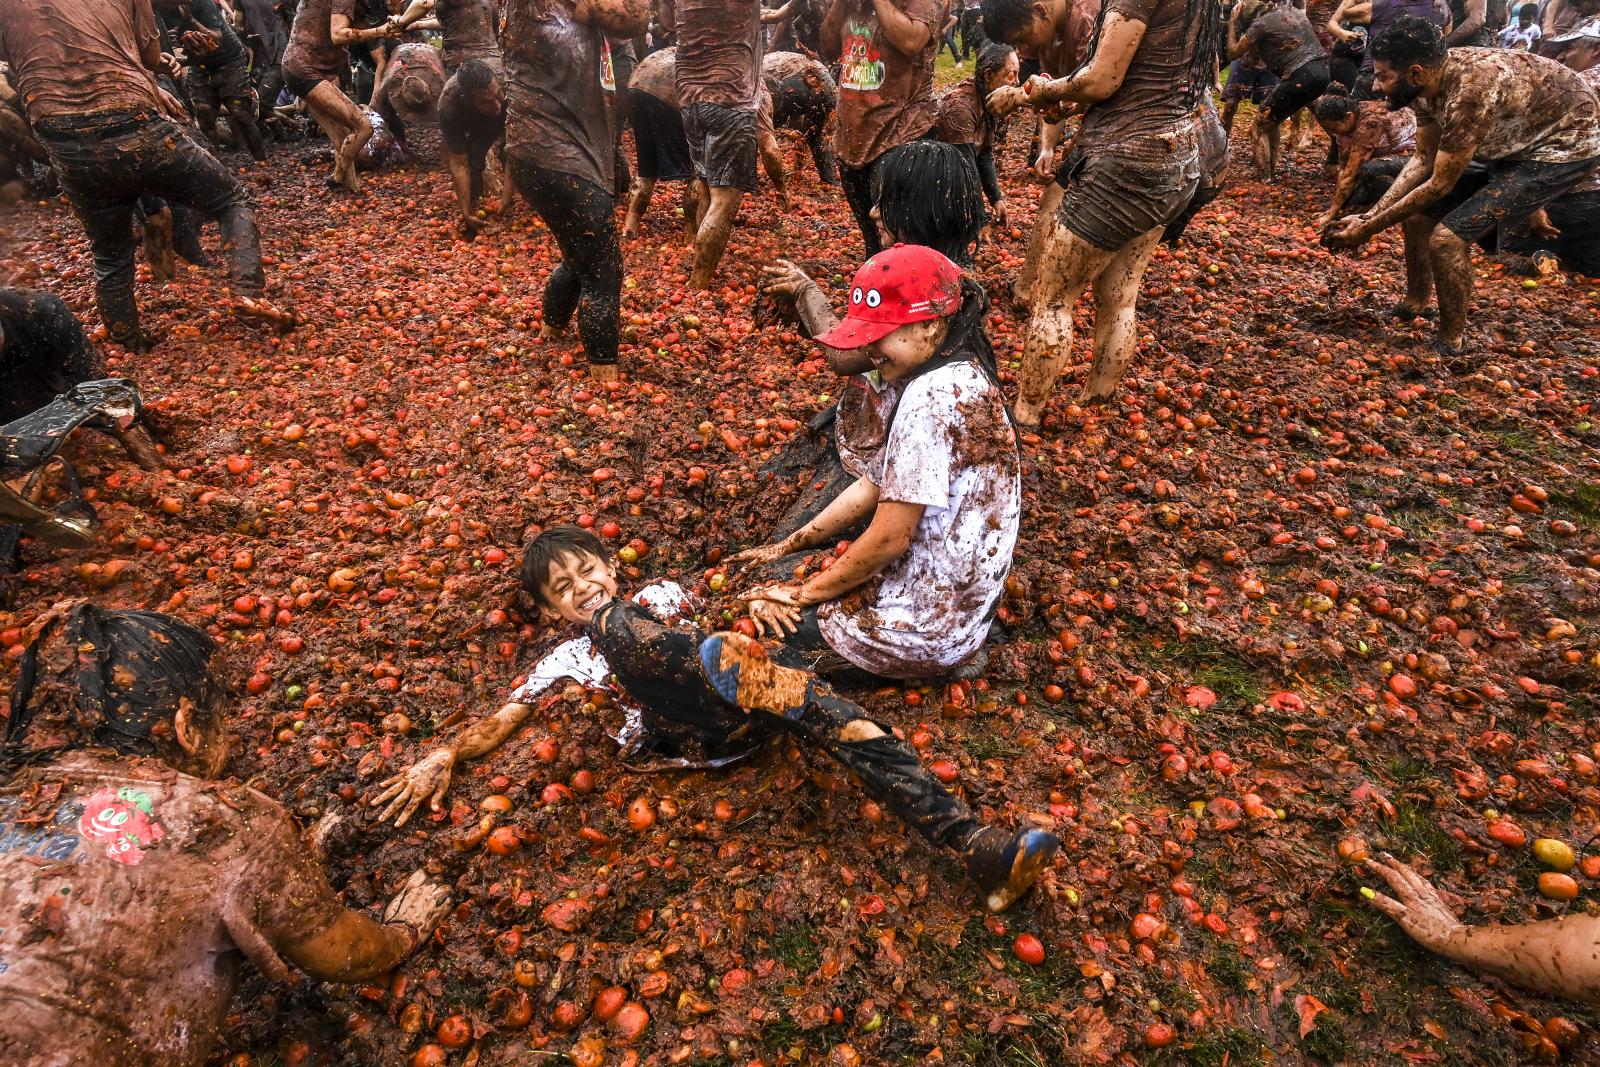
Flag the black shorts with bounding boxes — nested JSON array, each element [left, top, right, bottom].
[[1057, 146, 1201, 251], [189, 56, 256, 110], [682, 101, 758, 192], [1424, 155, 1600, 243], [1261, 57, 1330, 122], [282, 65, 330, 101], [631, 89, 693, 181]]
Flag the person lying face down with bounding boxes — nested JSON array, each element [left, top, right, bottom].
[[0, 603, 450, 1067], [374, 522, 1059, 914]]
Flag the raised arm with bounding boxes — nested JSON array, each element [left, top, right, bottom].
[[388, 0, 438, 30], [1446, 0, 1485, 43], [873, 0, 933, 53], [820, 0, 850, 62], [1029, 12, 1148, 108], [576, 0, 653, 35], [331, 10, 393, 45]]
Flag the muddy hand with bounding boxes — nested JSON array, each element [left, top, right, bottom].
[[728, 539, 793, 567], [373, 748, 455, 827], [383, 868, 452, 948], [1364, 853, 1465, 953], [759, 260, 812, 298]]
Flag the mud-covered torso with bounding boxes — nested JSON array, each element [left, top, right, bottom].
[[437, 0, 502, 70], [503, 0, 615, 187], [0, 0, 164, 124], [0, 752, 345, 1067], [1412, 48, 1600, 164], [674, 0, 764, 111]]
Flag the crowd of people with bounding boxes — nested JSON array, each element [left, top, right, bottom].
[[2, 0, 1599, 1060]]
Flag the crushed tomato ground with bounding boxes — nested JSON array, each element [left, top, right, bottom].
[[2, 116, 1600, 1066]]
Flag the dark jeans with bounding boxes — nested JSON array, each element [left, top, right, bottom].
[[959, 8, 982, 57], [590, 598, 981, 850], [509, 158, 622, 364], [256, 63, 285, 122], [36, 111, 262, 347], [840, 157, 884, 257]]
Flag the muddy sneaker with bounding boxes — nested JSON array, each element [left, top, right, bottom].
[[961, 825, 1060, 913], [700, 631, 814, 718]]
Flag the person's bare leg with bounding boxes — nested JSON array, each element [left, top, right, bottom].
[[1081, 226, 1163, 403], [1013, 219, 1115, 428], [1253, 115, 1280, 182], [689, 186, 743, 290], [686, 178, 709, 244], [142, 206, 175, 283], [1014, 181, 1065, 310], [759, 130, 788, 208], [1429, 225, 1473, 350], [1399, 213, 1438, 314], [1221, 98, 1240, 138], [623, 176, 656, 238], [306, 81, 370, 192]]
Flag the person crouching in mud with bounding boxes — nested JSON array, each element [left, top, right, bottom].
[[368, 287, 1056, 915], [1321, 17, 1600, 362], [0, 603, 450, 1067]]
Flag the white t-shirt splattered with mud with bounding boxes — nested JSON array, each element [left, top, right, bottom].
[[819, 361, 1020, 678]]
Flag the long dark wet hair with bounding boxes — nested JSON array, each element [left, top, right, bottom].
[[3, 604, 222, 775], [1313, 82, 1361, 123], [974, 41, 1017, 146], [871, 141, 987, 267]]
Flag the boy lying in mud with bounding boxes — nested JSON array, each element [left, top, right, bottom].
[[376, 246, 1057, 913]]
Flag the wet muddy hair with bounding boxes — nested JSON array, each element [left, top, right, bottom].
[[980, 0, 1036, 46], [871, 141, 986, 267], [1372, 15, 1449, 68], [520, 525, 609, 606], [458, 59, 496, 92], [1312, 82, 1360, 122], [975, 41, 1017, 139], [3, 604, 221, 772]]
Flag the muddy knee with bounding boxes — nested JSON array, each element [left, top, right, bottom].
[[838, 718, 886, 742]]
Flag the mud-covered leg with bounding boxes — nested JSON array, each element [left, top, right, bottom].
[[1014, 219, 1115, 428], [698, 631, 1060, 910], [1080, 226, 1163, 403]]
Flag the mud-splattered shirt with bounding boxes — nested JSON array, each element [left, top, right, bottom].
[[0, 0, 163, 124], [819, 361, 1020, 678], [674, 0, 763, 111], [282, 0, 357, 82], [1077, 0, 1208, 156], [504, 0, 615, 188], [834, 0, 946, 168], [1241, 6, 1325, 78], [1410, 48, 1600, 164], [1337, 98, 1416, 160], [631, 44, 679, 105], [0, 752, 349, 1067], [437, 0, 502, 70], [935, 79, 989, 152]]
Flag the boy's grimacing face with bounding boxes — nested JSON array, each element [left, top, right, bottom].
[[869, 319, 949, 381], [536, 550, 619, 624]]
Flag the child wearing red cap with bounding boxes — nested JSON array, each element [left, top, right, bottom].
[[723, 243, 1020, 684]]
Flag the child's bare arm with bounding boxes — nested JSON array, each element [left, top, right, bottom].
[[371, 701, 533, 826]]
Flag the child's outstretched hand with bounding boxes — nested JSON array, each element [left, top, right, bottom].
[[741, 584, 805, 637], [372, 748, 456, 827], [728, 534, 798, 569]]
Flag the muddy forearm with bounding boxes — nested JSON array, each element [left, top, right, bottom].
[[453, 701, 534, 762], [786, 475, 880, 551], [1442, 916, 1600, 1002], [795, 501, 916, 603], [288, 909, 412, 983]]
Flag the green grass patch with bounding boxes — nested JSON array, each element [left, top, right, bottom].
[[770, 921, 822, 975]]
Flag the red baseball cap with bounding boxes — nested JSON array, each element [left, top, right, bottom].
[[815, 244, 963, 351]]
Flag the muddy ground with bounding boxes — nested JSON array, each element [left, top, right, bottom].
[[2, 108, 1599, 1067]]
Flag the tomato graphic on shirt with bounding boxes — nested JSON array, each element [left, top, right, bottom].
[[77, 788, 165, 866], [839, 18, 885, 91]]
